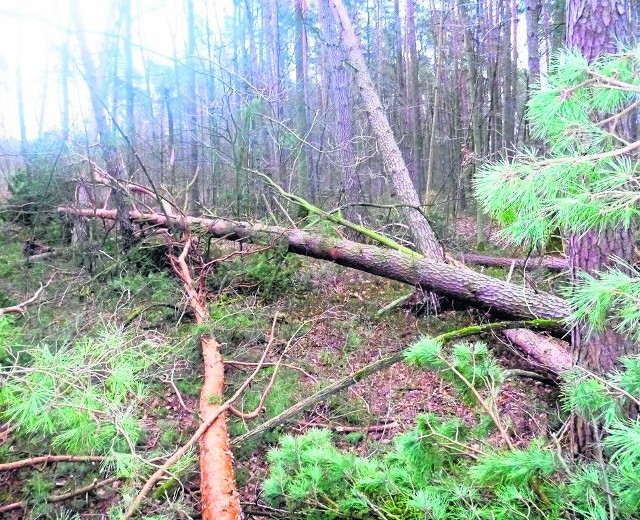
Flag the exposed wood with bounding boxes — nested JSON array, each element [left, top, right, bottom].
[[460, 253, 567, 271], [122, 312, 277, 520], [58, 207, 571, 322], [0, 455, 106, 472], [0, 280, 50, 316], [167, 237, 240, 520]]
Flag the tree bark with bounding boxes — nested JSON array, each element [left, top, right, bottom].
[[405, 0, 423, 196], [294, 0, 314, 202], [186, 0, 201, 214], [425, 0, 446, 207], [329, 0, 444, 260], [169, 238, 240, 519], [525, 0, 541, 83], [59, 207, 571, 324], [458, 1, 487, 246], [566, 0, 637, 455], [459, 253, 567, 271], [319, 0, 359, 222]]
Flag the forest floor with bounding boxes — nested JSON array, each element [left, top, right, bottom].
[[0, 220, 562, 519]]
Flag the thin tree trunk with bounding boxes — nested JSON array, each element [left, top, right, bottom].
[[459, 1, 486, 246], [319, 0, 359, 222], [295, 0, 313, 202], [405, 0, 423, 196], [71, 0, 134, 249], [122, 0, 136, 182], [329, 0, 444, 260], [425, 0, 446, 207], [186, 0, 201, 214]]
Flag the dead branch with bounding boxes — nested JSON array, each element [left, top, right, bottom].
[[229, 351, 285, 420], [225, 360, 318, 383], [0, 279, 51, 316], [0, 454, 107, 472], [121, 314, 279, 520], [0, 476, 118, 513], [299, 421, 399, 433]]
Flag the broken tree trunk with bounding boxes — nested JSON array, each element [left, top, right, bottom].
[[168, 237, 241, 520], [502, 328, 572, 372], [59, 208, 570, 322], [460, 253, 567, 271]]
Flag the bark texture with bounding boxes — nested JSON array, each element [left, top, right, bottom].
[[319, 0, 359, 222], [460, 253, 567, 271], [169, 238, 240, 519], [566, 0, 637, 455], [59, 207, 571, 323], [502, 329, 571, 372], [329, 0, 444, 259]]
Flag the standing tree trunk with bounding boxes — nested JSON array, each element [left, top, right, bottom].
[[294, 0, 314, 202], [186, 0, 201, 215], [526, 0, 541, 83], [458, 1, 486, 246], [71, 0, 135, 250], [425, 0, 446, 208], [329, 0, 444, 260], [405, 0, 423, 197], [566, 0, 637, 455], [319, 0, 359, 222], [16, 61, 31, 183], [122, 0, 136, 183]]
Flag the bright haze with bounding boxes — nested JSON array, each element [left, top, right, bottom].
[[0, 0, 228, 140]]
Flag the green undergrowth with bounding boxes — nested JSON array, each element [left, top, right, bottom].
[[227, 367, 302, 442], [0, 323, 182, 455], [263, 334, 640, 519], [210, 245, 309, 301]]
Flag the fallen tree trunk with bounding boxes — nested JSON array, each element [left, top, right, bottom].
[[460, 253, 567, 271], [58, 207, 571, 322], [503, 329, 572, 372], [167, 237, 241, 520]]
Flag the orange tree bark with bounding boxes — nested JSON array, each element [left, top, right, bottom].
[[566, 0, 638, 454], [169, 238, 241, 519], [59, 208, 570, 325]]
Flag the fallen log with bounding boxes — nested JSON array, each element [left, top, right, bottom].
[[460, 253, 567, 271], [58, 208, 571, 322], [167, 237, 240, 520], [503, 329, 572, 372]]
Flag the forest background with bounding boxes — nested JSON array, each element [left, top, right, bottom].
[[2, 0, 640, 519]]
